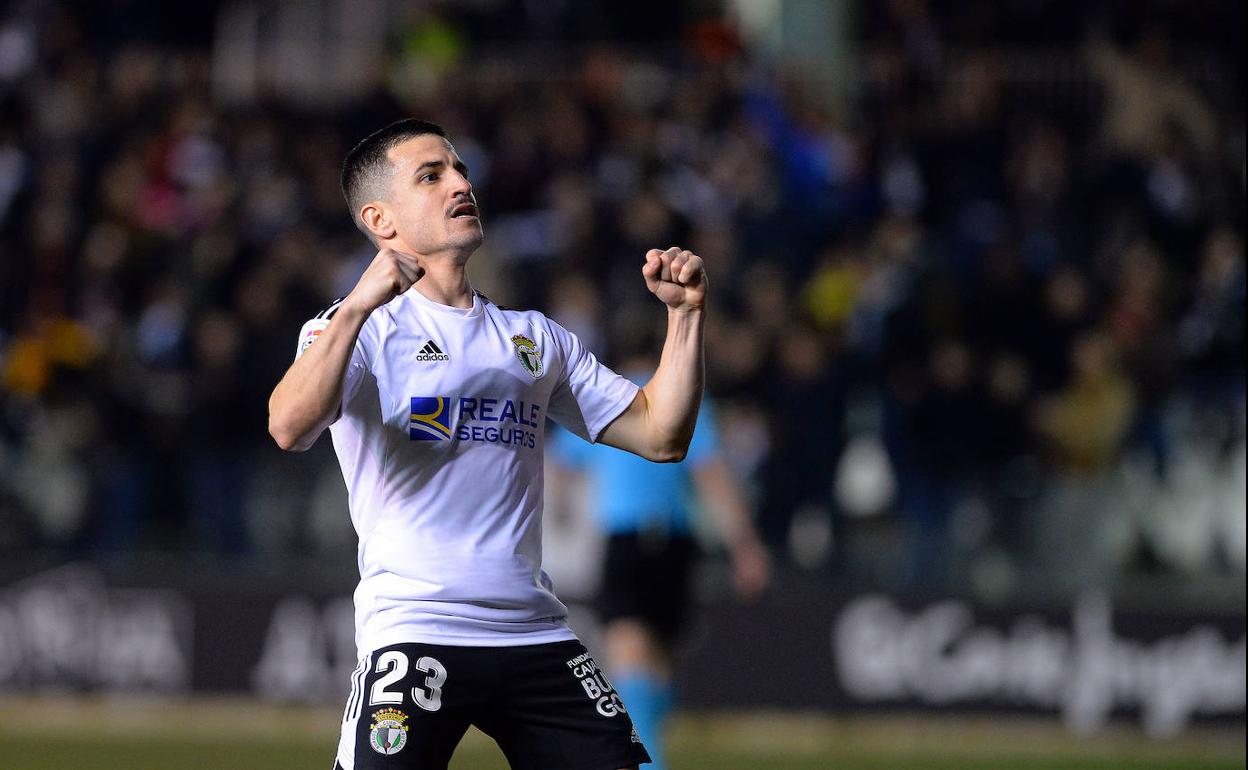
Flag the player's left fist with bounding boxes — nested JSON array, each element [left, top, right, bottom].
[[642, 246, 707, 312]]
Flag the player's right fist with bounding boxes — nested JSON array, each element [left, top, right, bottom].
[[344, 248, 424, 314]]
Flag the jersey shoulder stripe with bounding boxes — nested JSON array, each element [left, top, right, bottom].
[[473, 289, 513, 312], [475, 290, 546, 317], [316, 297, 348, 320]]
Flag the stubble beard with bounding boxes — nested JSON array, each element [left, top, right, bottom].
[[443, 223, 484, 264]]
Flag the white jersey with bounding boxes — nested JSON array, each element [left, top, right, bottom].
[[296, 288, 638, 653]]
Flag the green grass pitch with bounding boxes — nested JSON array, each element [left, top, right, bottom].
[[0, 697, 1241, 770]]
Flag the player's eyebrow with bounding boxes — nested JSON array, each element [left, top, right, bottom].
[[412, 159, 471, 178]]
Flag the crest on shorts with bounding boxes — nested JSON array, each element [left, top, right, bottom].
[[510, 334, 543, 379], [369, 707, 409, 755]]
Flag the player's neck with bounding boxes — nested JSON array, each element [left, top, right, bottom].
[[412, 257, 474, 309]]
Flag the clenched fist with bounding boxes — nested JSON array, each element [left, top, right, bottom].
[[344, 248, 425, 315], [643, 246, 707, 312]]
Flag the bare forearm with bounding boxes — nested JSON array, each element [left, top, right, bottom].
[[597, 246, 708, 462], [638, 307, 705, 459], [267, 302, 369, 451]]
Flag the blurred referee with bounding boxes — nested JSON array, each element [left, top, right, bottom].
[[552, 342, 769, 770]]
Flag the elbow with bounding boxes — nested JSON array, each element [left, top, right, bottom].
[[268, 423, 303, 452], [647, 424, 695, 463], [267, 388, 323, 452], [268, 413, 313, 452], [656, 448, 688, 464], [648, 439, 690, 464]]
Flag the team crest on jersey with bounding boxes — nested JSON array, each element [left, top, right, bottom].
[[410, 397, 452, 441], [510, 335, 543, 379], [368, 708, 409, 755]]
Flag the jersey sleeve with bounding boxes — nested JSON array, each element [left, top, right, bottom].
[[294, 301, 378, 416], [545, 319, 639, 443]]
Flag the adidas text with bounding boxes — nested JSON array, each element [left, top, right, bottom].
[[417, 340, 450, 362]]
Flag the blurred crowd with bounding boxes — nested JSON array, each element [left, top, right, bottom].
[[0, 1, 1243, 599]]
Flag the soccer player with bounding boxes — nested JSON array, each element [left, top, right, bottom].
[[267, 118, 707, 770], [550, 347, 770, 770]]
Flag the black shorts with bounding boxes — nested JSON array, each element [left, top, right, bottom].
[[599, 530, 698, 643], [334, 639, 651, 770]]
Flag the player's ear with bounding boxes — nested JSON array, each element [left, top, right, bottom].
[[361, 201, 396, 241]]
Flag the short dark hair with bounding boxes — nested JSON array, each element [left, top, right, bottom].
[[341, 118, 448, 238]]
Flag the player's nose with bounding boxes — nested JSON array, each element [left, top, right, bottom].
[[449, 170, 472, 197]]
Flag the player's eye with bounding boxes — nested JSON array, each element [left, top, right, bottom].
[[420, 173, 438, 183]]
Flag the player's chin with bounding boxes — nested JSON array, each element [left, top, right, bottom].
[[452, 215, 482, 231], [448, 223, 484, 249]]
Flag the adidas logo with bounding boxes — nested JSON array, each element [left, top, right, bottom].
[[416, 340, 450, 362]]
